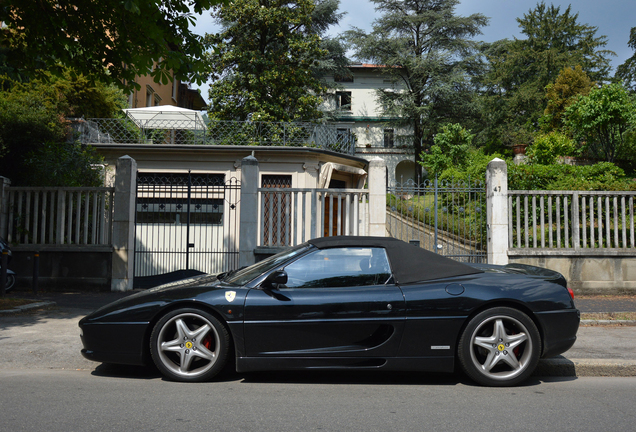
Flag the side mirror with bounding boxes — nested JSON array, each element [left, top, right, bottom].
[[262, 270, 288, 290]]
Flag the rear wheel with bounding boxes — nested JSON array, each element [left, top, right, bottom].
[[150, 308, 230, 382], [458, 307, 541, 387]]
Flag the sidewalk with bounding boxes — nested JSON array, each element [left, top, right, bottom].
[[2, 290, 636, 378]]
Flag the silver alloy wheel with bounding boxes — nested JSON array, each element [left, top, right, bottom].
[[155, 312, 222, 379], [468, 314, 533, 382], [4, 274, 15, 292]]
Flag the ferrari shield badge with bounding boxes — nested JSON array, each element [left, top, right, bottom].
[[225, 291, 236, 302]]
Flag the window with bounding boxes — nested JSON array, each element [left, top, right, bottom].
[[336, 91, 351, 110], [384, 129, 394, 148], [172, 74, 178, 102], [136, 173, 226, 225], [146, 87, 153, 107], [334, 73, 354, 83], [261, 175, 292, 246], [283, 247, 392, 288], [136, 199, 223, 225], [336, 128, 350, 142]]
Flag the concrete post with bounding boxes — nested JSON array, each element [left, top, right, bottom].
[[486, 158, 509, 265], [0, 177, 11, 238], [368, 157, 387, 237], [111, 156, 137, 292], [239, 156, 259, 268]]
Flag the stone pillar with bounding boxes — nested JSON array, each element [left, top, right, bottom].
[[486, 158, 509, 265], [239, 156, 259, 268], [368, 157, 387, 237], [111, 156, 137, 292], [0, 177, 11, 238]]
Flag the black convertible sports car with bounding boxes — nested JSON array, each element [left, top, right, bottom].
[[80, 236, 579, 386]]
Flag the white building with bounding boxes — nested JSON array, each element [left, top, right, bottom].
[[323, 63, 417, 186]]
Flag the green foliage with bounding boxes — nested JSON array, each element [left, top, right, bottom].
[[616, 27, 636, 92], [0, 82, 66, 181], [479, 3, 613, 148], [0, 73, 124, 185], [346, 0, 488, 173], [564, 83, 636, 162], [205, 0, 330, 122], [526, 131, 578, 164], [508, 162, 636, 191], [542, 66, 595, 131], [24, 142, 105, 187], [419, 124, 474, 176], [0, 0, 222, 92]]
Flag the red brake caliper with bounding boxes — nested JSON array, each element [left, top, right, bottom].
[[202, 334, 213, 350]]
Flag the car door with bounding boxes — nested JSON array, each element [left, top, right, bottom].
[[243, 247, 406, 358]]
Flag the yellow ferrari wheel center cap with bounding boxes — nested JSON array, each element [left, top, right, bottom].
[[185, 341, 193, 349], [497, 344, 505, 352]]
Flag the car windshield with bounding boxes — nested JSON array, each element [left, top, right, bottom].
[[223, 244, 312, 286]]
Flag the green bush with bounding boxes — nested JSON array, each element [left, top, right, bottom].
[[526, 131, 578, 164], [508, 162, 636, 191]]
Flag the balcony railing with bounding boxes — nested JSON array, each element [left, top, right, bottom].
[[73, 118, 356, 155]]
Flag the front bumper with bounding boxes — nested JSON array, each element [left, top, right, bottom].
[[79, 322, 149, 366]]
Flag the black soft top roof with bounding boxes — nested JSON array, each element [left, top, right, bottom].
[[307, 236, 482, 284]]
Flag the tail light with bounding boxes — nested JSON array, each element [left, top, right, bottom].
[[567, 287, 575, 299]]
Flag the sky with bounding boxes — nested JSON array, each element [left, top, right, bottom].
[[191, 0, 635, 102]]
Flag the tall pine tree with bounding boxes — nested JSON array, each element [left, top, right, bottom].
[[346, 0, 488, 174], [479, 2, 613, 148]]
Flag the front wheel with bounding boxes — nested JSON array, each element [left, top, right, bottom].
[[458, 307, 541, 387], [4, 274, 15, 293], [150, 308, 230, 382]]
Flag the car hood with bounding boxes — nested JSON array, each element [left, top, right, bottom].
[[82, 273, 236, 322]]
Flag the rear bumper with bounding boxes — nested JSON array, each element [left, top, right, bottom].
[[536, 309, 580, 358]]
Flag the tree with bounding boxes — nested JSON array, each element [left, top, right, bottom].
[[346, 0, 488, 174], [479, 2, 614, 148], [0, 73, 126, 185], [420, 123, 474, 176], [617, 27, 636, 92], [204, 0, 337, 121], [542, 65, 595, 131], [565, 83, 636, 163], [0, 0, 222, 91]]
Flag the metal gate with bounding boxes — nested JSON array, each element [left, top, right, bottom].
[[387, 177, 486, 263], [134, 172, 241, 279]]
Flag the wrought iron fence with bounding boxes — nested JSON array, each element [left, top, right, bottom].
[[75, 118, 356, 155], [509, 190, 636, 249], [258, 188, 370, 247], [135, 172, 241, 278], [387, 177, 486, 263]]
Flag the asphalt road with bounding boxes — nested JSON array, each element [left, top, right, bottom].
[[0, 369, 635, 432], [2, 296, 636, 432]]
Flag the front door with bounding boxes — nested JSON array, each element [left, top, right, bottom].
[[243, 247, 405, 357]]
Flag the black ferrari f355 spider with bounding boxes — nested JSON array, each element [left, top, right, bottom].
[[80, 236, 579, 386]]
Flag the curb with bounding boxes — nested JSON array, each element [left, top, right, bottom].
[[581, 319, 636, 326], [0, 301, 57, 315], [535, 358, 636, 377]]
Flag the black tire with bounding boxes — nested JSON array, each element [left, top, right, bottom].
[[4, 274, 15, 293], [150, 308, 230, 382], [458, 307, 541, 387]]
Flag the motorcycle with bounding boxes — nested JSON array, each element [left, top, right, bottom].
[[0, 237, 16, 293]]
